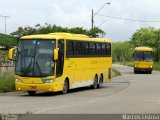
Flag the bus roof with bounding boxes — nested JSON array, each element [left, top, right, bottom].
[[134, 46, 153, 51], [20, 32, 111, 42]]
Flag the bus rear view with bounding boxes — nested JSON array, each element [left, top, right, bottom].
[[133, 47, 153, 74]]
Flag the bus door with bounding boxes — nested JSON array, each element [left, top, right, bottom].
[[56, 40, 64, 77]]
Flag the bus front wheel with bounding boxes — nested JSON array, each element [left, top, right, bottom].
[[62, 80, 69, 94]]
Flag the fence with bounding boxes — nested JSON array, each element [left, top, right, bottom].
[[0, 61, 15, 76], [0, 50, 15, 76]]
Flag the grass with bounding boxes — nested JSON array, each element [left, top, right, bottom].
[[153, 62, 160, 71], [0, 72, 15, 93], [114, 61, 133, 67], [112, 68, 121, 77], [114, 61, 160, 71]]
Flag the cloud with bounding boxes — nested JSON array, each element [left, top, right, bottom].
[[0, 0, 160, 41]]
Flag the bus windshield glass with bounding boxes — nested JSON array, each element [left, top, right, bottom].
[[15, 39, 56, 77], [134, 51, 153, 61]]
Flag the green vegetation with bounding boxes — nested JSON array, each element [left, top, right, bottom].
[[154, 62, 160, 71], [115, 61, 160, 71], [114, 61, 133, 67], [131, 27, 160, 62], [10, 23, 105, 38], [0, 33, 18, 49], [0, 72, 15, 93], [0, 50, 10, 66], [112, 69, 121, 77], [112, 41, 134, 62], [112, 27, 160, 71]]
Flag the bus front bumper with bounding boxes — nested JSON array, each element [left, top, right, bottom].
[[16, 82, 63, 92], [134, 67, 153, 72]]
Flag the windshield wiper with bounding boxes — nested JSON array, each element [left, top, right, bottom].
[[35, 61, 43, 76], [23, 56, 34, 76]]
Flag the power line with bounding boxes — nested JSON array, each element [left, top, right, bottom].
[[96, 13, 160, 23]]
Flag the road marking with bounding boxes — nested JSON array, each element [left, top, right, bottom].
[[35, 100, 96, 113]]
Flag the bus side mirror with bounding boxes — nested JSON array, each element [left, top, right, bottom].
[[8, 47, 16, 61], [54, 48, 59, 61]]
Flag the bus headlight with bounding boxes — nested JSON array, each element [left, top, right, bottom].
[[16, 78, 23, 83], [150, 65, 153, 68], [41, 78, 55, 83], [45, 80, 54, 83]]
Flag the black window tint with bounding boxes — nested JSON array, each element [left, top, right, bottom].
[[66, 41, 74, 57], [82, 42, 89, 55], [89, 42, 96, 55], [106, 43, 111, 56], [96, 43, 102, 55], [74, 41, 82, 56], [102, 43, 106, 55]]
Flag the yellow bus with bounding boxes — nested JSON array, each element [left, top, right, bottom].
[[133, 46, 153, 74], [8, 33, 112, 95]]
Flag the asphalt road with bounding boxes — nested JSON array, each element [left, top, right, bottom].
[[0, 64, 160, 114]]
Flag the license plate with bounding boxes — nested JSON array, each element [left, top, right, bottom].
[[30, 86, 37, 89]]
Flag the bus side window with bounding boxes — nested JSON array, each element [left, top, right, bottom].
[[82, 42, 89, 56], [66, 40, 74, 57], [102, 43, 106, 56], [106, 43, 111, 56], [74, 41, 82, 56], [89, 42, 96, 56], [96, 43, 102, 56]]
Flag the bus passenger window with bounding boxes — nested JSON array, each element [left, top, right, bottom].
[[89, 42, 96, 55], [66, 41, 74, 57], [74, 41, 82, 56], [106, 43, 111, 56], [96, 43, 102, 55], [102, 43, 106, 55]]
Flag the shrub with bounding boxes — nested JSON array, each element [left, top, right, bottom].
[[0, 72, 15, 93]]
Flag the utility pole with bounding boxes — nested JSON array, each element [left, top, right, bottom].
[[0, 15, 10, 34], [91, 9, 94, 37], [91, 2, 110, 37], [157, 30, 160, 61]]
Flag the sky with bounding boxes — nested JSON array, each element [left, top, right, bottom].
[[0, 0, 160, 41]]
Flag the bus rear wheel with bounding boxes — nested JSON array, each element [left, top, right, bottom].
[[92, 75, 98, 89], [62, 80, 69, 94], [98, 75, 103, 88], [27, 91, 36, 96]]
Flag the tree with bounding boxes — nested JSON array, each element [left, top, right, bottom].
[[131, 27, 156, 47], [10, 24, 106, 39], [112, 41, 134, 62], [88, 27, 106, 38], [131, 27, 160, 61], [0, 33, 18, 49]]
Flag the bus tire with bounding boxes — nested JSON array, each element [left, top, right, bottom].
[[27, 91, 36, 96], [149, 71, 152, 74], [134, 69, 137, 74], [92, 75, 98, 89], [62, 79, 69, 94], [98, 74, 103, 88]]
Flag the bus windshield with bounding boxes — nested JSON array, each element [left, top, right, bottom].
[[134, 51, 153, 61], [15, 39, 56, 77]]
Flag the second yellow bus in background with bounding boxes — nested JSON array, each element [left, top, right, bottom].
[[133, 46, 153, 74]]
